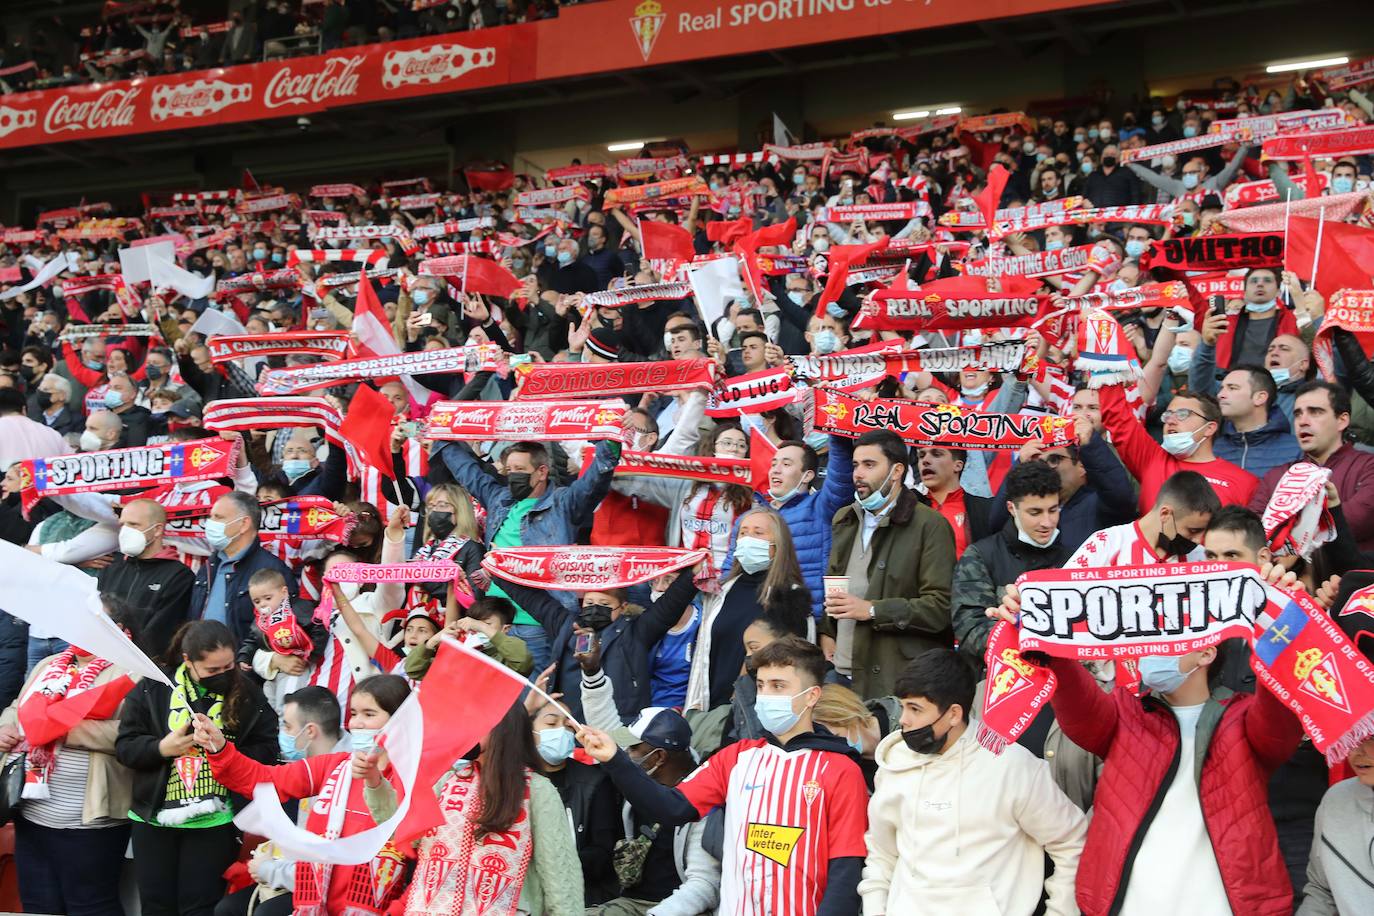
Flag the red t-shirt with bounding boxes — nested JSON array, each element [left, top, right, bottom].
[[1100, 384, 1258, 511], [677, 737, 868, 916], [929, 487, 972, 556]]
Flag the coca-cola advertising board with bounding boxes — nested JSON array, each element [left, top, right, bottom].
[[0, 0, 1095, 150]]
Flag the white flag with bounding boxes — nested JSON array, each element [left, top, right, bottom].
[[773, 112, 795, 147], [688, 256, 746, 330]]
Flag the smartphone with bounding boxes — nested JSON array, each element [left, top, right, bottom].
[[574, 633, 595, 655], [417, 312, 433, 326], [398, 419, 423, 438], [1210, 295, 1226, 317], [509, 353, 532, 367], [309, 307, 329, 321]]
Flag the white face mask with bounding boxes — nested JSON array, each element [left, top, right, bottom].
[[1166, 345, 1194, 374], [79, 430, 104, 452], [118, 524, 149, 558]]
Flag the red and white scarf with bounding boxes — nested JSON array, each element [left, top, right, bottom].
[[813, 388, 1074, 450], [582, 282, 694, 308], [257, 595, 314, 658], [482, 546, 707, 591], [513, 358, 716, 401], [257, 347, 504, 396], [286, 248, 388, 269], [425, 399, 627, 443], [18, 651, 118, 799], [1314, 290, 1374, 383], [411, 217, 496, 239], [1261, 464, 1336, 560], [206, 331, 352, 364]]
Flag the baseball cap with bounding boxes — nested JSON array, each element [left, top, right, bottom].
[[609, 707, 692, 752]]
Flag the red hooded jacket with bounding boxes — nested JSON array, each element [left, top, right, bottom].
[[1047, 656, 1302, 916]]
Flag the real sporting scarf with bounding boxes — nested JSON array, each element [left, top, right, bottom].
[[1263, 124, 1374, 161], [311, 224, 417, 252], [547, 163, 609, 184], [755, 254, 813, 277], [237, 193, 299, 214], [856, 288, 1054, 333], [61, 274, 142, 317], [963, 243, 1099, 279], [147, 206, 200, 220], [976, 621, 1057, 755], [1209, 109, 1353, 141], [582, 282, 694, 308], [1062, 280, 1193, 314], [1314, 289, 1374, 382], [1260, 463, 1336, 560], [513, 358, 717, 400], [320, 561, 476, 615], [286, 248, 388, 269], [257, 595, 314, 658], [763, 142, 833, 161], [940, 196, 1088, 231], [381, 177, 431, 194], [514, 185, 590, 208], [706, 366, 799, 417], [481, 546, 707, 590], [786, 341, 1032, 391], [424, 399, 627, 442], [993, 203, 1175, 237], [1121, 132, 1246, 164], [1014, 561, 1374, 763], [817, 203, 925, 222], [959, 112, 1034, 134], [604, 177, 710, 207], [256, 346, 504, 396], [16, 437, 239, 515], [411, 217, 496, 239], [18, 651, 130, 800], [393, 193, 441, 211], [260, 497, 357, 544], [813, 388, 1073, 450], [1225, 175, 1329, 209], [207, 331, 352, 364], [1073, 305, 1144, 384], [1216, 189, 1371, 234], [1141, 232, 1285, 272], [308, 183, 367, 198], [1184, 273, 1248, 301], [214, 269, 300, 300]]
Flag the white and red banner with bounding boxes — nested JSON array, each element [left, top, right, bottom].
[[1262, 125, 1374, 161], [482, 546, 706, 590], [813, 388, 1073, 450], [206, 331, 352, 364], [15, 438, 239, 515], [1313, 289, 1374, 383], [256, 346, 504, 396], [963, 244, 1098, 279], [706, 367, 799, 417], [582, 282, 693, 308], [424, 399, 627, 442], [817, 202, 924, 223]]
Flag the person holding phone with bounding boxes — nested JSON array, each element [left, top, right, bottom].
[[115, 620, 278, 916]]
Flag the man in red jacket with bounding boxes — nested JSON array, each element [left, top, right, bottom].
[[1249, 381, 1374, 553], [989, 585, 1304, 916], [1098, 383, 1258, 511]]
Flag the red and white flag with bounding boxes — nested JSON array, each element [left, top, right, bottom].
[[352, 268, 430, 404]]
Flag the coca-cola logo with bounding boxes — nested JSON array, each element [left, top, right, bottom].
[[381, 43, 496, 89], [263, 55, 364, 109], [44, 87, 141, 135], [151, 80, 251, 120], [0, 106, 37, 138]]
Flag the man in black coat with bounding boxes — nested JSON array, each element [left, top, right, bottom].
[[98, 498, 195, 659]]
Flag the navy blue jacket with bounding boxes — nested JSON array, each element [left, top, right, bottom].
[[1213, 407, 1302, 479], [191, 540, 298, 646]]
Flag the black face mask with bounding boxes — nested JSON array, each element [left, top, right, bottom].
[[197, 670, 235, 697], [901, 721, 948, 755], [427, 510, 455, 539], [145, 365, 164, 381], [18, 365, 35, 381], [1157, 526, 1196, 558], [576, 603, 615, 631], [1101, 156, 1118, 168], [35, 391, 53, 411], [508, 472, 534, 501]]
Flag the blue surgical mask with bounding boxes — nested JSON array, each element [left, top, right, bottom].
[[793, 172, 806, 185], [734, 536, 773, 575], [351, 728, 381, 755], [1245, 298, 1276, 313], [278, 728, 308, 762], [804, 430, 829, 451], [787, 290, 805, 306], [1125, 239, 1147, 259], [1073, 132, 1085, 144], [102, 389, 124, 409], [253, 249, 267, 260], [825, 302, 846, 319], [1080, 161, 1094, 175], [1152, 115, 1166, 129], [204, 518, 235, 551], [857, 469, 895, 511], [1088, 128, 1100, 140], [1108, 278, 1129, 294], [754, 689, 811, 736], [282, 459, 313, 482], [1045, 239, 1065, 251], [556, 250, 573, 266], [544, 243, 557, 257], [1270, 367, 1290, 386], [847, 733, 864, 755], [271, 252, 285, 265], [1182, 125, 1198, 138], [814, 329, 840, 354], [537, 727, 575, 764], [1139, 655, 1196, 695], [1332, 176, 1355, 195], [1181, 173, 1200, 190], [412, 289, 431, 307], [1166, 344, 1194, 375]]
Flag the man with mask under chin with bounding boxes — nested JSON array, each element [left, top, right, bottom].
[[430, 435, 624, 674]]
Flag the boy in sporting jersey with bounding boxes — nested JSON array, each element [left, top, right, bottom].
[[578, 636, 868, 916]]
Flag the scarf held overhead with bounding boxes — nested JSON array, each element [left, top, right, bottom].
[[813, 388, 1073, 450], [206, 331, 352, 364], [256, 346, 505, 396], [424, 399, 627, 442], [513, 358, 717, 400], [16, 437, 239, 515], [481, 546, 707, 590]]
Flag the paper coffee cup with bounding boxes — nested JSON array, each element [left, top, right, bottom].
[[823, 576, 849, 598]]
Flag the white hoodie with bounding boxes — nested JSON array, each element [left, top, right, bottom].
[[859, 727, 1087, 916]]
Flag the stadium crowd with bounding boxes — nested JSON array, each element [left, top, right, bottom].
[[0, 0, 569, 91], [0, 53, 1372, 916]]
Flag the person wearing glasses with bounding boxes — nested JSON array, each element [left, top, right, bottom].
[[1095, 381, 1259, 512]]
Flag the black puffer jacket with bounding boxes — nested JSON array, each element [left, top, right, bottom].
[[115, 670, 277, 823]]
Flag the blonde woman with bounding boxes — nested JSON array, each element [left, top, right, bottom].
[[378, 483, 485, 626]]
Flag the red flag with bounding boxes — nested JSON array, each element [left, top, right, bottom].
[[734, 217, 797, 301], [339, 383, 397, 481], [817, 238, 889, 317], [1287, 217, 1374, 299], [391, 638, 529, 845], [641, 219, 695, 264], [974, 164, 1011, 231], [749, 426, 775, 493], [242, 169, 260, 192], [706, 216, 751, 248], [463, 165, 514, 192], [461, 255, 522, 298]]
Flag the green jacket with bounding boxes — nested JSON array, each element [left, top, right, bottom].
[[821, 488, 956, 699], [403, 630, 533, 681]]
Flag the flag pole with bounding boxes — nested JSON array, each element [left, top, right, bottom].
[[1281, 187, 1293, 308], [1311, 206, 1327, 292]]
